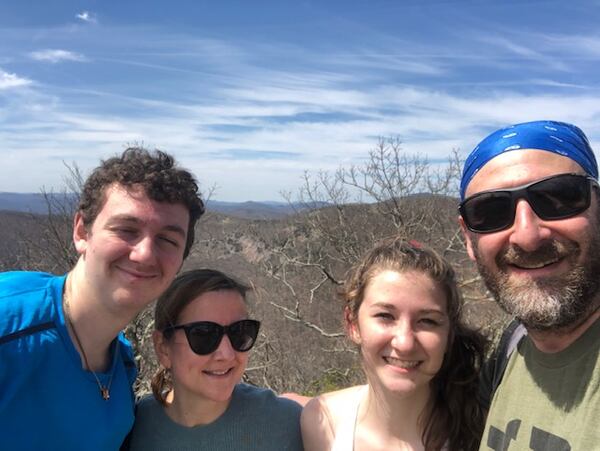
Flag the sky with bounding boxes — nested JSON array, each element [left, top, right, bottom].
[[2, 0, 600, 201]]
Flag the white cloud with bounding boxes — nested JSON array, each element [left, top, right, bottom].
[[29, 49, 86, 63], [538, 34, 600, 58], [4, 20, 600, 200], [477, 35, 570, 72], [0, 70, 31, 89], [76, 11, 97, 23], [3, 82, 600, 200]]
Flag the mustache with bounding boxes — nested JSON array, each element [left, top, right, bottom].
[[497, 240, 579, 267]]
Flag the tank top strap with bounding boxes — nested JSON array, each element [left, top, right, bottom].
[[331, 385, 367, 451]]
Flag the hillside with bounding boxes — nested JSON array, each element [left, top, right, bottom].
[[0, 197, 506, 396]]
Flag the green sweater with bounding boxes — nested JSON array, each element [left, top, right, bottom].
[[127, 384, 303, 451]]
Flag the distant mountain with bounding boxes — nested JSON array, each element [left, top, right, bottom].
[[0, 192, 325, 219], [0, 193, 67, 214], [205, 200, 294, 219]]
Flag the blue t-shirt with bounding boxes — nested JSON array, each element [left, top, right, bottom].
[[0, 271, 137, 451]]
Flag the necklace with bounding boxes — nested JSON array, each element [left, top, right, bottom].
[[63, 286, 113, 401]]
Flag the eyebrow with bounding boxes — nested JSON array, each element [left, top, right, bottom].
[[107, 215, 187, 238], [369, 302, 446, 316]]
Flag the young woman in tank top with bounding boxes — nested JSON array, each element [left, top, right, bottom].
[[301, 238, 486, 451]]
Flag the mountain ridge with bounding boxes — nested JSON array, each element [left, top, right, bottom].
[[0, 192, 323, 219]]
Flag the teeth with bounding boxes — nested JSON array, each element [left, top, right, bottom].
[[514, 260, 558, 269], [384, 357, 420, 368], [205, 369, 230, 376]]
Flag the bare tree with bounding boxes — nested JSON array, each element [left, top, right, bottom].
[[268, 137, 465, 306], [1, 140, 505, 398], [0, 162, 83, 273], [256, 137, 501, 393]]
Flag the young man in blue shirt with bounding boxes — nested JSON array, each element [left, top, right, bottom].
[[0, 148, 205, 450]]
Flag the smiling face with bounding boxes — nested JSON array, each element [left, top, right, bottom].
[[350, 270, 450, 399], [155, 289, 249, 410], [74, 183, 189, 313], [460, 150, 600, 330]]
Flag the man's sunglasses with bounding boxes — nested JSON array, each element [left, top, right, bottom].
[[459, 173, 598, 233], [164, 319, 261, 355]]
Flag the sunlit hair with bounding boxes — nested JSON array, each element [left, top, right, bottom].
[[342, 237, 487, 451], [150, 269, 250, 406], [78, 147, 205, 258]]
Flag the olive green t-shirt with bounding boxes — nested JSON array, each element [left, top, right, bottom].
[[480, 317, 599, 450]]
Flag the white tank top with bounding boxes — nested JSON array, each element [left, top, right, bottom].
[[329, 385, 450, 450], [330, 386, 366, 451]]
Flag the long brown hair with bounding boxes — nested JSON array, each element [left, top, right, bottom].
[[342, 237, 487, 451], [150, 268, 249, 405]]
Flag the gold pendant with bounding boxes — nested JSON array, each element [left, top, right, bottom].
[[101, 388, 110, 400]]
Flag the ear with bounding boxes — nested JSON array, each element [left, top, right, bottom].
[[73, 212, 89, 255], [153, 330, 172, 369], [458, 215, 477, 262], [344, 307, 361, 345]]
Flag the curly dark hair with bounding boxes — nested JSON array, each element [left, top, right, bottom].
[[342, 237, 487, 451], [78, 147, 205, 258], [151, 268, 250, 406]]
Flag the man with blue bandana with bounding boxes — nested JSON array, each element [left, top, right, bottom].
[[458, 120, 599, 450]]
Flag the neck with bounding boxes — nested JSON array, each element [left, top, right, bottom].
[[528, 308, 599, 353], [357, 383, 430, 449], [64, 262, 134, 371], [164, 388, 232, 427]]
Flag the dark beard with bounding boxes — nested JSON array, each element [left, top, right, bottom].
[[473, 229, 600, 331]]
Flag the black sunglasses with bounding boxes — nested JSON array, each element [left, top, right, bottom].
[[164, 319, 261, 355], [459, 173, 598, 233]]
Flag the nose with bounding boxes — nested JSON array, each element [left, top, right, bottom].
[[391, 322, 416, 353], [129, 236, 156, 264], [508, 199, 552, 252], [213, 334, 236, 360]]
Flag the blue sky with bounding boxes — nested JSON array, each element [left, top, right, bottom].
[[2, 0, 600, 201]]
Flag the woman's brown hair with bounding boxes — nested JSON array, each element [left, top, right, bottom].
[[342, 237, 487, 451]]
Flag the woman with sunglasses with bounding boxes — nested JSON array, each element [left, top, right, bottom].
[[126, 269, 303, 450], [301, 238, 486, 451]]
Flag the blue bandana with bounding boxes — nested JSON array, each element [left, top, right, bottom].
[[460, 120, 598, 200]]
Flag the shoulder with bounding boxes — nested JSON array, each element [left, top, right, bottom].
[[235, 383, 302, 416], [117, 332, 137, 383], [301, 385, 364, 451], [128, 395, 169, 450], [0, 271, 58, 298], [228, 384, 303, 450], [135, 394, 162, 416], [0, 272, 64, 336], [305, 385, 364, 422], [479, 319, 527, 410], [315, 384, 364, 417], [132, 395, 167, 431]]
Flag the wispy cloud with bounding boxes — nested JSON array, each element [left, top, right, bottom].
[[0, 70, 31, 90], [29, 49, 86, 63], [536, 33, 600, 58], [3, 3, 600, 200], [76, 11, 97, 24], [210, 149, 301, 160], [475, 35, 571, 72]]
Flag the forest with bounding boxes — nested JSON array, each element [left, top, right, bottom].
[[0, 138, 508, 396]]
